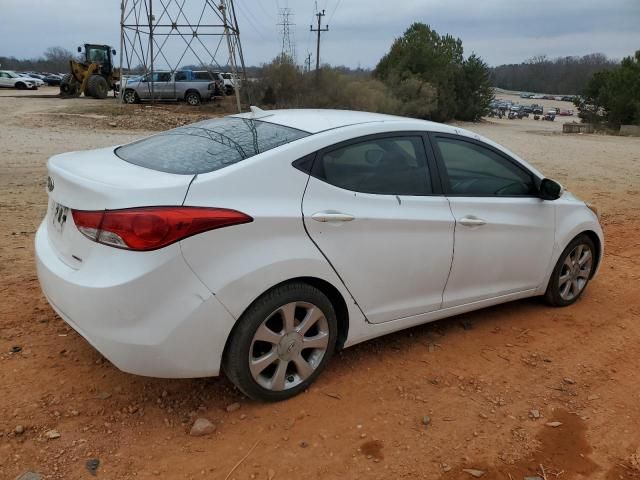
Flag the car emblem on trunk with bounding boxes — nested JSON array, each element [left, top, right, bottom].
[[47, 176, 54, 192]]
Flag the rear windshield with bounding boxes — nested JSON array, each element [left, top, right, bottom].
[[115, 117, 309, 174]]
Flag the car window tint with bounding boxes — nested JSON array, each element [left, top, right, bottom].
[[175, 71, 188, 81], [314, 136, 432, 195], [153, 72, 171, 82], [116, 117, 310, 175], [435, 137, 535, 196]]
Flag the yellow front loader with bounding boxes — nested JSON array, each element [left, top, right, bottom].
[[60, 44, 120, 99]]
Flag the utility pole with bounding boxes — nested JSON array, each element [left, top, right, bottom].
[[304, 52, 312, 73], [310, 9, 328, 73]]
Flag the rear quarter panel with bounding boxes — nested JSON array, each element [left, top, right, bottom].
[[179, 131, 368, 327]]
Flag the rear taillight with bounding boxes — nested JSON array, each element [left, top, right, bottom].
[[71, 206, 252, 251]]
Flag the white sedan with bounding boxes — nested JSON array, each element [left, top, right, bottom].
[[36, 108, 603, 401]]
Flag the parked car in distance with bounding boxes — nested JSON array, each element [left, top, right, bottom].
[[531, 104, 543, 115], [18, 73, 45, 87], [561, 95, 575, 102], [121, 70, 215, 105], [558, 109, 574, 116], [43, 74, 62, 86], [0, 70, 37, 89], [36, 108, 603, 401], [519, 92, 533, 98]]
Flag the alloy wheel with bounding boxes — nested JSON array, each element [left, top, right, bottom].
[[249, 302, 330, 391], [558, 243, 593, 301]]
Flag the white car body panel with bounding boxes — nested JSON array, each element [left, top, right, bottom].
[[302, 177, 454, 322], [47, 148, 191, 210], [34, 108, 605, 380], [443, 197, 555, 307]]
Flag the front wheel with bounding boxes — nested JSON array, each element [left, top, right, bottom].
[[122, 89, 139, 104], [223, 283, 338, 401], [544, 234, 596, 306]]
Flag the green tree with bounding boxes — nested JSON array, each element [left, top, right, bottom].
[[375, 23, 491, 122], [577, 50, 640, 127], [455, 54, 494, 121]]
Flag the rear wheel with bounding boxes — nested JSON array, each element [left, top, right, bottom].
[[223, 282, 338, 401], [544, 234, 596, 307], [15, 82, 26, 90], [87, 75, 109, 99], [185, 91, 201, 106]]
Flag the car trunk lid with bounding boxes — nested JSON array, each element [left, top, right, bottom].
[[45, 147, 193, 268]]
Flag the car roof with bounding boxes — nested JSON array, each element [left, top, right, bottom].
[[231, 108, 458, 135]]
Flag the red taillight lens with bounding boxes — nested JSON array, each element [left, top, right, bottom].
[[72, 206, 252, 251]]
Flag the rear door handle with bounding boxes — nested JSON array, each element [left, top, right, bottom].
[[311, 211, 355, 222], [459, 216, 487, 227]]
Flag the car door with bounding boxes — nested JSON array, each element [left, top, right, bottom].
[[0, 72, 15, 88], [301, 133, 455, 324], [429, 133, 555, 308], [152, 72, 173, 99]]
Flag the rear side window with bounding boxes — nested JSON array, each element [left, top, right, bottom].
[[116, 117, 309, 174], [312, 136, 432, 195], [434, 137, 536, 196]]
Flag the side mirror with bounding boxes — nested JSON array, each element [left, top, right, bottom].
[[539, 178, 563, 201], [77, 46, 82, 53], [112, 49, 117, 55]]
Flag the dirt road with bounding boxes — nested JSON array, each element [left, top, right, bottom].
[[1, 91, 639, 480]]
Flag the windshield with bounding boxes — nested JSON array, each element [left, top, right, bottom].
[[87, 47, 107, 63], [115, 117, 310, 175]]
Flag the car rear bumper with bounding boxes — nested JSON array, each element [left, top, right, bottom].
[[35, 221, 237, 378]]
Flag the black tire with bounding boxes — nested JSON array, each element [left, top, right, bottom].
[[87, 75, 109, 99], [185, 91, 201, 106], [60, 74, 79, 96], [223, 282, 338, 402], [544, 234, 596, 307], [122, 89, 139, 104], [15, 82, 28, 90]]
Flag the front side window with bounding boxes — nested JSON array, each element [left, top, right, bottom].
[[116, 117, 310, 174], [313, 136, 432, 195], [152, 72, 171, 82], [434, 137, 536, 196]]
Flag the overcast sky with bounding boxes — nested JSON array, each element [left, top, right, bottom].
[[1, 0, 638, 68]]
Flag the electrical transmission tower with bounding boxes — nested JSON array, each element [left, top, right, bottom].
[[277, 8, 296, 62], [310, 9, 328, 73], [119, 0, 247, 111]]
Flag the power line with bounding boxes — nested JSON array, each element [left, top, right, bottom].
[[328, 0, 341, 23]]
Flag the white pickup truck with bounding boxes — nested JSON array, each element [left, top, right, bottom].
[[121, 70, 215, 105]]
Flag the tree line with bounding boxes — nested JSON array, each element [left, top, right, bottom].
[[0, 47, 76, 73], [490, 53, 619, 95], [252, 23, 494, 122]]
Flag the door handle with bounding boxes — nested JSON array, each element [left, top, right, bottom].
[[459, 216, 487, 227], [311, 211, 355, 223]]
